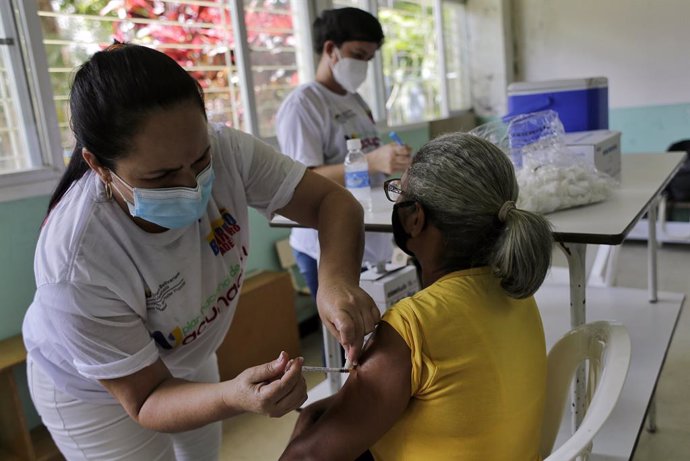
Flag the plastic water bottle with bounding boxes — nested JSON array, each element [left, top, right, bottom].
[[344, 138, 372, 213]]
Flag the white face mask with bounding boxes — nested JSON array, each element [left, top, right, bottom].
[[331, 47, 368, 93]]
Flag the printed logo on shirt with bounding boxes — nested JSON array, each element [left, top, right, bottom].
[[145, 272, 186, 312], [334, 109, 357, 124], [206, 209, 242, 256], [150, 264, 243, 350]]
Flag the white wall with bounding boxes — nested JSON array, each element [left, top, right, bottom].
[[467, 0, 513, 116], [513, 0, 690, 109]]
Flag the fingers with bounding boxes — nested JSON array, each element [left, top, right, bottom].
[[365, 301, 381, 333], [331, 305, 366, 361], [388, 143, 411, 173], [247, 351, 288, 384], [258, 357, 307, 417], [393, 144, 412, 156]]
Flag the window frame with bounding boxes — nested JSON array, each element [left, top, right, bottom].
[[0, 0, 63, 203]]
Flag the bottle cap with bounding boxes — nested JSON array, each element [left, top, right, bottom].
[[346, 138, 362, 151]]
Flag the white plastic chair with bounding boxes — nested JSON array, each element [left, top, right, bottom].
[[541, 321, 631, 461]]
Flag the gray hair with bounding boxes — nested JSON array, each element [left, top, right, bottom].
[[406, 132, 553, 298]]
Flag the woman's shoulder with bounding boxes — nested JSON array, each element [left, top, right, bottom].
[[208, 124, 256, 167], [383, 268, 498, 322], [38, 173, 106, 282]]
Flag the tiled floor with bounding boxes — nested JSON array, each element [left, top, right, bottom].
[[220, 241, 690, 460]]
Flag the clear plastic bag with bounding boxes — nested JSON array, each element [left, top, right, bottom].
[[470, 110, 617, 214]]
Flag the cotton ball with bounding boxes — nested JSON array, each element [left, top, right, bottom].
[[516, 161, 614, 214]]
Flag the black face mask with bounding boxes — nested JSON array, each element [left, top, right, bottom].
[[392, 202, 416, 256]]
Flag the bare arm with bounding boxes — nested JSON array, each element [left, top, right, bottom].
[[311, 164, 346, 185], [99, 352, 306, 433], [277, 170, 379, 362], [280, 322, 412, 461]]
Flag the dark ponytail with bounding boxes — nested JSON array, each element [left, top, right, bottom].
[[47, 43, 206, 215]]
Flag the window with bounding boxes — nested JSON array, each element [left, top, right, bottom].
[[245, 0, 305, 137], [35, 0, 304, 154], [0, 0, 62, 201], [335, 0, 470, 126], [1, 0, 472, 200], [378, 0, 440, 125], [442, 0, 470, 112]]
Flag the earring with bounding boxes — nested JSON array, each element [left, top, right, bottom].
[[104, 181, 113, 200]]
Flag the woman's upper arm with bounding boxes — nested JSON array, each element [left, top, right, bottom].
[[99, 359, 172, 421], [283, 321, 412, 460], [276, 169, 352, 229]]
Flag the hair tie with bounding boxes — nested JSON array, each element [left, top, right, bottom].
[[498, 201, 516, 223]]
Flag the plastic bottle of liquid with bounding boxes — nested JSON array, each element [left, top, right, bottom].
[[344, 138, 372, 213]]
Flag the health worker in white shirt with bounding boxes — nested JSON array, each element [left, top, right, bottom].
[[22, 43, 380, 461], [275, 7, 412, 301]]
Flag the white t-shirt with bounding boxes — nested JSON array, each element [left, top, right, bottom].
[[22, 124, 306, 403], [275, 81, 392, 265]]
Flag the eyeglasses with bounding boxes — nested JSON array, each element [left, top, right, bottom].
[[383, 178, 405, 203], [384, 177, 417, 207]]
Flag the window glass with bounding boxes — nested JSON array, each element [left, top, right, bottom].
[[443, 0, 471, 111], [0, 42, 31, 173], [378, 0, 440, 125], [244, 0, 301, 137], [0, 2, 42, 175], [37, 0, 242, 155], [38, 0, 305, 145]]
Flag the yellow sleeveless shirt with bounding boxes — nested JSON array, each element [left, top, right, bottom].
[[371, 267, 546, 461]]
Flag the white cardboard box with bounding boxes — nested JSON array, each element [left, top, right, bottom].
[[359, 265, 420, 314], [563, 130, 622, 179]]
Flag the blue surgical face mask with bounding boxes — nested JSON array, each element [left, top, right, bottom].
[[111, 161, 215, 229]]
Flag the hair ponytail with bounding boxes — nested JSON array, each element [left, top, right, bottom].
[[406, 132, 553, 299], [490, 208, 553, 298], [47, 144, 89, 215]]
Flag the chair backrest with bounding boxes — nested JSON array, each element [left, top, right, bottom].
[[541, 321, 631, 461]]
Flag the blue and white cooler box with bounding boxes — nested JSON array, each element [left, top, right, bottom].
[[507, 77, 609, 132]]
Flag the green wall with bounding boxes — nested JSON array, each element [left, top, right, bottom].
[[0, 195, 48, 430], [0, 196, 47, 339], [610, 103, 690, 153]]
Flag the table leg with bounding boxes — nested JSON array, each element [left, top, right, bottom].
[[322, 323, 344, 393], [646, 395, 658, 433], [560, 242, 588, 328], [646, 198, 660, 431], [648, 198, 659, 303], [558, 242, 587, 433]]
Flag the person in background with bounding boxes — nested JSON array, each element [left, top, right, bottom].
[[22, 43, 379, 461], [275, 7, 412, 299], [280, 133, 553, 461]]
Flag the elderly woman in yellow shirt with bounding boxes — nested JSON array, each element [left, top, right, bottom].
[[280, 133, 554, 461]]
